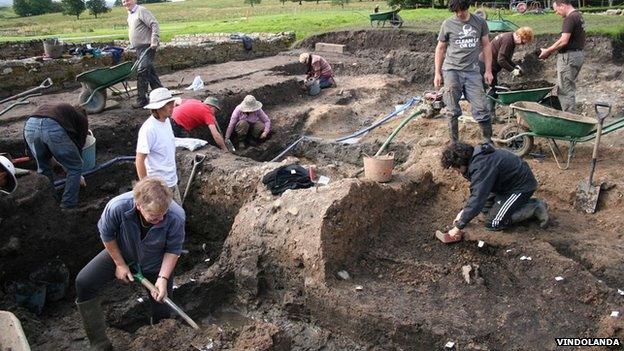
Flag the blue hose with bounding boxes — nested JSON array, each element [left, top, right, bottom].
[[54, 156, 135, 189], [334, 96, 421, 143]]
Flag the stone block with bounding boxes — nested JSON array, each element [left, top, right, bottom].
[[314, 42, 346, 54]]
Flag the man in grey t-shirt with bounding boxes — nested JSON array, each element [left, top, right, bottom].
[[434, 0, 494, 144], [123, 0, 163, 109]]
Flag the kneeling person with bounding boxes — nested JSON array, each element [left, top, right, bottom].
[[225, 95, 271, 149], [171, 97, 228, 151], [437, 142, 548, 243], [75, 177, 185, 350]]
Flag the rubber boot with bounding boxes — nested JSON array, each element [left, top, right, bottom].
[[448, 116, 459, 143], [76, 299, 113, 351], [534, 199, 549, 228], [510, 199, 549, 228], [479, 121, 493, 145]]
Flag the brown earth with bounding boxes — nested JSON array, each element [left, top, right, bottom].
[[1, 29, 624, 350]]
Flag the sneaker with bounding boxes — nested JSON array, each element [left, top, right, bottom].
[[435, 230, 463, 244]]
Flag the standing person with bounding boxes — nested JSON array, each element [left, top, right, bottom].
[[436, 142, 549, 244], [23, 103, 88, 209], [434, 0, 494, 144], [0, 156, 17, 195], [136, 88, 181, 203], [225, 95, 271, 149], [75, 177, 185, 350], [123, 0, 163, 109], [171, 97, 228, 151], [539, 0, 586, 113], [480, 27, 534, 121], [299, 53, 336, 88]]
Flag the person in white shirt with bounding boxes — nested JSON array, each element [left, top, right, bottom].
[[136, 88, 181, 203]]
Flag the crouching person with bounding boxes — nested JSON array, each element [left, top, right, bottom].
[[75, 177, 185, 350], [437, 142, 549, 243]]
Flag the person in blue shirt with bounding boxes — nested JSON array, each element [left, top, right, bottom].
[[74, 176, 185, 350]]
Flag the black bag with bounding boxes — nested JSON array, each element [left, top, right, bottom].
[[262, 165, 314, 195]]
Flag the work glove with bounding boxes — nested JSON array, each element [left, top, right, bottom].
[[511, 65, 523, 77]]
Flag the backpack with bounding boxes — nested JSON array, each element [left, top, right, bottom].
[[262, 165, 314, 195]]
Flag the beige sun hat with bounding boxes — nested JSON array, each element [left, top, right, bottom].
[[299, 52, 310, 64], [143, 88, 179, 110], [239, 95, 263, 113]]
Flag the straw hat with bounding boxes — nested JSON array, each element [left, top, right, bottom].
[[144, 88, 179, 110], [0, 156, 17, 195], [298, 52, 310, 64], [203, 97, 221, 110], [239, 95, 263, 113]]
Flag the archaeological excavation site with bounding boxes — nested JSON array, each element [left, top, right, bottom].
[[1, 29, 624, 350]]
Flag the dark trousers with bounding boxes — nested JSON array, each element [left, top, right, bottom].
[[485, 191, 533, 230], [136, 45, 163, 105], [75, 250, 173, 322]]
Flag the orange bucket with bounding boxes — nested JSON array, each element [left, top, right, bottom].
[[363, 154, 394, 183]]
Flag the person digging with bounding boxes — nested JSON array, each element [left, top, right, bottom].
[[437, 142, 549, 243], [75, 177, 185, 350], [225, 95, 271, 149]]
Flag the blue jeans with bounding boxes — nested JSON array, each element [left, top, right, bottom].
[[24, 117, 83, 208], [319, 75, 334, 89]]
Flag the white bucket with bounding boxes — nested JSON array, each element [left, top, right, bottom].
[[81, 130, 96, 171]]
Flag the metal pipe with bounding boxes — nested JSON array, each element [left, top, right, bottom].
[[54, 156, 135, 188], [0, 78, 53, 105]]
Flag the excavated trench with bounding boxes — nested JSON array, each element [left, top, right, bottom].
[[1, 29, 624, 350]]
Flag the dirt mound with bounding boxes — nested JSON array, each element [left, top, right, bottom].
[[303, 105, 360, 137]]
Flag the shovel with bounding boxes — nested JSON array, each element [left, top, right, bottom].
[[574, 102, 611, 214], [182, 153, 206, 206], [130, 263, 200, 330]]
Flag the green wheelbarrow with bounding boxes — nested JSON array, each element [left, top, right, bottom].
[[370, 8, 403, 28], [486, 85, 556, 122], [76, 50, 148, 114], [494, 101, 624, 169]]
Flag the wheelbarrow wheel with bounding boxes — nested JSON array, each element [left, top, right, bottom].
[[497, 123, 534, 157], [391, 14, 403, 28], [78, 87, 107, 114]]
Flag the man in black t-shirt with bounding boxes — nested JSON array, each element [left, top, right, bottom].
[[539, 0, 586, 113]]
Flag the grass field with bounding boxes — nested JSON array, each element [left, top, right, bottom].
[[0, 0, 622, 42]]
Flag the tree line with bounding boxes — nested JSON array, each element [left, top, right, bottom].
[[13, 0, 167, 18]]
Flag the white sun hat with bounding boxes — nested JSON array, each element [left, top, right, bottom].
[[0, 156, 17, 195], [299, 52, 310, 64], [240, 95, 263, 113], [143, 87, 179, 110]]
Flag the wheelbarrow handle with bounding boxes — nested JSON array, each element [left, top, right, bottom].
[[594, 102, 611, 122]]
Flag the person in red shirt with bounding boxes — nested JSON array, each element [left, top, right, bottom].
[[170, 97, 228, 151]]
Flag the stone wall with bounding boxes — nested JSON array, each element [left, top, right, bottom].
[[0, 32, 295, 98]]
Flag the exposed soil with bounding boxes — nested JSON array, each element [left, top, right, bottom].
[[1, 29, 624, 350]]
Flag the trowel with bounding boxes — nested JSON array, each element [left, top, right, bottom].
[[574, 102, 611, 214]]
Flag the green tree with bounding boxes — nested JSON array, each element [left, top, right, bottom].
[[244, 0, 261, 6], [114, 0, 122, 6], [61, 0, 85, 19], [387, 0, 432, 8], [86, 0, 110, 18], [13, 0, 31, 16]]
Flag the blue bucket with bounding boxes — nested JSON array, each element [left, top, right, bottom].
[[29, 260, 70, 302], [9, 281, 47, 315], [82, 130, 96, 171]]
